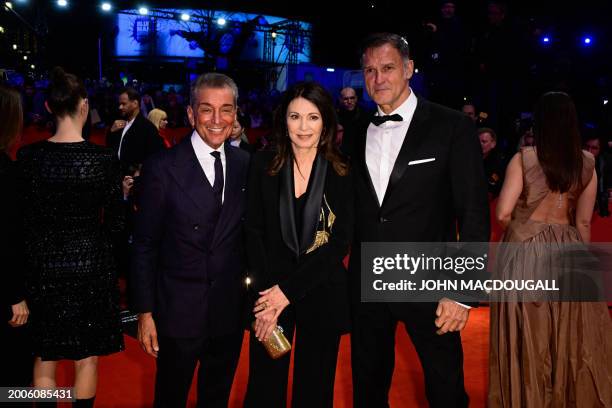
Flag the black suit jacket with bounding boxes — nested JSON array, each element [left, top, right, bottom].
[[0, 153, 25, 322], [347, 97, 490, 308], [106, 113, 165, 172], [131, 136, 250, 338], [246, 151, 353, 332]]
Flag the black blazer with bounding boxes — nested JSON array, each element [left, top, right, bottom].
[[246, 151, 353, 333], [106, 113, 165, 172], [347, 97, 490, 307], [131, 137, 250, 338], [0, 153, 25, 322]]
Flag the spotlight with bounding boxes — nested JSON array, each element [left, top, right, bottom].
[[542, 36, 550, 44], [5, 2, 12, 9], [217, 17, 226, 26], [23, 55, 27, 60], [57, 0, 67, 7], [326, 68, 335, 72], [138, 6, 148, 15], [0, 26, 4, 34], [30, 64, 35, 69], [101, 2, 111, 11], [604, 99, 609, 106], [415, 68, 419, 74], [583, 36, 592, 45], [12, 43, 17, 50], [271, 31, 277, 39], [245, 277, 251, 286], [180, 13, 190, 21]]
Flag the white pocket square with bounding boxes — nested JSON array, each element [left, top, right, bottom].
[[408, 158, 436, 165]]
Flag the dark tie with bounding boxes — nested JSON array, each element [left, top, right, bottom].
[[210, 151, 224, 205], [370, 113, 403, 126]]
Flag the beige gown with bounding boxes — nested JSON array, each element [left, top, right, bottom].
[[488, 147, 612, 407]]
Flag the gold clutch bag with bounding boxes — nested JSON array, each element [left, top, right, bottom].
[[252, 322, 292, 359]]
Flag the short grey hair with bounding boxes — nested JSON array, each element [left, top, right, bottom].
[[190, 72, 238, 108], [360, 32, 411, 67]]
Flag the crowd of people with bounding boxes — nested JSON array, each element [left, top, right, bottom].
[[2, 28, 612, 408]]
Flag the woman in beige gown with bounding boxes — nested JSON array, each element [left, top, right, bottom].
[[489, 92, 612, 407]]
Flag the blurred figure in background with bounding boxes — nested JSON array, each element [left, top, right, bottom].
[[0, 84, 31, 389]]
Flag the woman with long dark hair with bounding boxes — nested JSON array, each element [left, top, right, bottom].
[[18, 68, 124, 407], [490, 92, 612, 407], [244, 81, 353, 407]]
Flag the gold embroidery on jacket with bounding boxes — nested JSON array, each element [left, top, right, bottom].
[[306, 194, 335, 254]]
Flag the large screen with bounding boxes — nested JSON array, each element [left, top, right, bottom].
[[114, 9, 311, 64]]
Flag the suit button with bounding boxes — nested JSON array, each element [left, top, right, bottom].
[[194, 225, 199, 230], [379, 217, 388, 223]]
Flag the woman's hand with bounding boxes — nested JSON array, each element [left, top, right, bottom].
[[8, 300, 29, 327], [253, 285, 290, 340]]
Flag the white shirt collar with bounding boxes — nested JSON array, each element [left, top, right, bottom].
[[191, 130, 225, 158], [375, 87, 417, 122]]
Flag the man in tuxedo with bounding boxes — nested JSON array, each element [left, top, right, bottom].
[[106, 87, 164, 173], [348, 33, 489, 407], [131, 73, 250, 407]]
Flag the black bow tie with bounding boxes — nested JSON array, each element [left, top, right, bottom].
[[371, 114, 403, 126]]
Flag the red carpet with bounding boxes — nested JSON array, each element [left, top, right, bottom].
[[13, 127, 611, 407]]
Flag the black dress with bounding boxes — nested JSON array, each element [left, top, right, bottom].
[[17, 140, 125, 361]]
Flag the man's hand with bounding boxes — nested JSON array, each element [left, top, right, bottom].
[[122, 176, 134, 197], [111, 120, 127, 133], [137, 312, 159, 358], [434, 298, 469, 335], [8, 300, 29, 327]]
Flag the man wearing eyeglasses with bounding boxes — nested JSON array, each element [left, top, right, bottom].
[[338, 87, 369, 154]]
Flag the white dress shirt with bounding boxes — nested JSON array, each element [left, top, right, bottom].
[[191, 130, 226, 203], [117, 116, 136, 159], [366, 89, 418, 205]]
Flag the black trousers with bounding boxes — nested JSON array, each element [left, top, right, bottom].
[[351, 302, 469, 408], [153, 331, 243, 408], [244, 307, 341, 408]]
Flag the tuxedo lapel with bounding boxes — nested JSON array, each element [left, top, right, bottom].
[[380, 98, 430, 209], [170, 137, 211, 212], [299, 154, 327, 255], [356, 116, 380, 208], [279, 160, 300, 257]]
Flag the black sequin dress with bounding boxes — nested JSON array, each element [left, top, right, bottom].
[[17, 140, 125, 361]]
